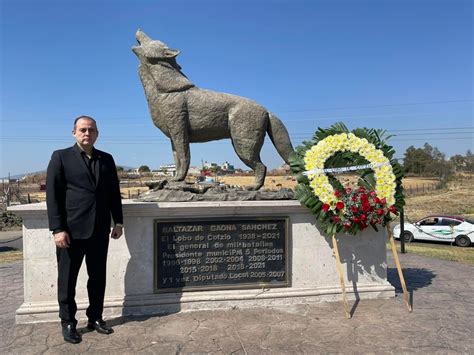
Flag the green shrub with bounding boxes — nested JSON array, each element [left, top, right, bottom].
[[0, 211, 22, 230]]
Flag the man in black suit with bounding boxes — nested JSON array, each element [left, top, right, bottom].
[[46, 115, 123, 344]]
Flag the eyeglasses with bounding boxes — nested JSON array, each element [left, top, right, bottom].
[[78, 128, 97, 133]]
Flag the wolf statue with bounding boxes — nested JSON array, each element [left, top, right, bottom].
[[132, 30, 294, 190]]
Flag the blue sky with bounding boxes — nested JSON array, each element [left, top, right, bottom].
[[1, 0, 472, 177]]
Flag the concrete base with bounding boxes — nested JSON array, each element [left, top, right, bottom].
[[9, 201, 394, 324]]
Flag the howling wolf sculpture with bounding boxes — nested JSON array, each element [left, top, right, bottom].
[[132, 30, 294, 190]]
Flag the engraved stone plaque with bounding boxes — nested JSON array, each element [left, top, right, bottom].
[[154, 217, 289, 292]]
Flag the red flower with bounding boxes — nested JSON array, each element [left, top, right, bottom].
[[335, 201, 345, 210], [362, 203, 371, 212], [334, 190, 342, 198], [376, 208, 384, 216], [322, 203, 330, 212]]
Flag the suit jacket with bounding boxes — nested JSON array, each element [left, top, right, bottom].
[[46, 144, 123, 239]]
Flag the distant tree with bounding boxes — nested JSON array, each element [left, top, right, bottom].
[[465, 150, 474, 172], [449, 154, 466, 172], [403, 143, 453, 178], [423, 143, 448, 178], [209, 166, 220, 181], [138, 165, 150, 173], [403, 145, 430, 175]]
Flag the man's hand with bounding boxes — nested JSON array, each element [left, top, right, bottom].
[[110, 225, 123, 239], [54, 231, 71, 248]]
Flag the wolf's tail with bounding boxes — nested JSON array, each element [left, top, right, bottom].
[[267, 113, 294, 163]]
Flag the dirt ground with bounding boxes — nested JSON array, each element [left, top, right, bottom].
[[220, 175, 442, 190], [402, 182, 474, 221]]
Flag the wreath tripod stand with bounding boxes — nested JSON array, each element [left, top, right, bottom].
[[332, 223, 412, 319]]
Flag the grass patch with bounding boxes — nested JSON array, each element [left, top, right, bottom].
[[389, 241, 474, 265], [0, 250, 23, 264]]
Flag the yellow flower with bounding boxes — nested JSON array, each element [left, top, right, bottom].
[[304, 133, 396, 206]]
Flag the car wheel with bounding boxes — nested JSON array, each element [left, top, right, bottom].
[[402, 231, 414, 243], [455, 235, 471, 247]]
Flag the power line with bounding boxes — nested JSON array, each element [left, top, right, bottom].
[[2, 129, 474, 140], [278, 111, 473, 122], [2, 134, 473, 142], [2, 127, 473, 140], [387, 127, 473, 132], [291, 132, 474, 138], [2, 136, 473, 144], [276, 99, 473, 113], [391, 137, 474, 142], [1, 99, 472, 123]]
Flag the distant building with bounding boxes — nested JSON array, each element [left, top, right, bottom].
[[155, 164, 176, 177], [201, 161, 235, 175], [220, 161, 235, 173]]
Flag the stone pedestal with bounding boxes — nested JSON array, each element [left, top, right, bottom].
[[9, 200, 394, 324]]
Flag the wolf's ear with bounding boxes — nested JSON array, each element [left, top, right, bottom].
[[163, 48, 180, 58]]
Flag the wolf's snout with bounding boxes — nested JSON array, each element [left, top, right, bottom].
[[135, 29, 151, 45]]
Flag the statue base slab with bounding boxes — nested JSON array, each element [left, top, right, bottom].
[[10, 200, 394, 324]]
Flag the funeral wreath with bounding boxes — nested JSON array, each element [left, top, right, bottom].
[[289, 122, 405, 235]]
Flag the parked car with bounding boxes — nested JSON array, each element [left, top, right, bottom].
[[393, 215, 474, 247]]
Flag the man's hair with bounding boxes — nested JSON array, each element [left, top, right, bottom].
[[73, 115, 97, 128]]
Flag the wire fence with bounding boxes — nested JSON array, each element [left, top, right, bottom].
[[0, 174, 161, 207], [404, 181, 445, 196]]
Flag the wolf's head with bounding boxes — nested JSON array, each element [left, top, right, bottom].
[[132, 30, 180, 63]]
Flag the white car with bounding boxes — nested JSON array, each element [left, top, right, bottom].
[[393, 215, 474, 247]]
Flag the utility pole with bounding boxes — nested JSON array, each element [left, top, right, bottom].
[[6, 172, 11, 206], [400, 209, 406, 254]]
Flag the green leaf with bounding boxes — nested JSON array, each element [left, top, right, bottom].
[[310, 200, 323, 214], [296, 173, 309, 185]]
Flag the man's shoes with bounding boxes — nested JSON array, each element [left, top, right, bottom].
[[87, 319, 114, 334], [62, 323, 81, 344]]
